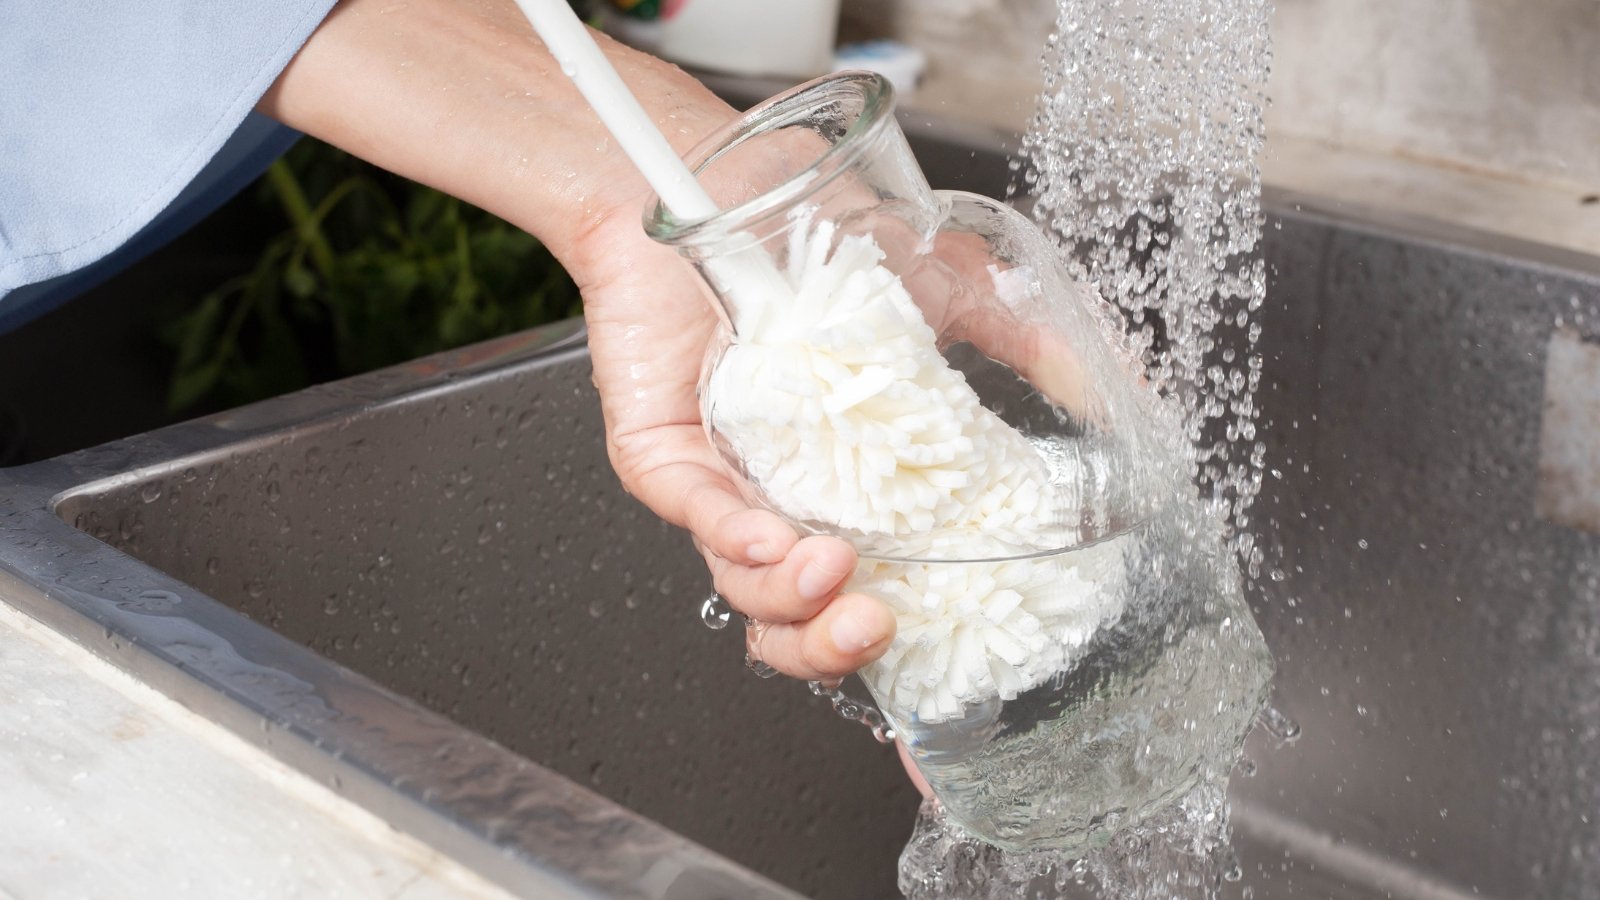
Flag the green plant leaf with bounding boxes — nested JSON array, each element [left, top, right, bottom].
[[160, 139, 582, 412], [284, 259, 317, 298], [168, 357, 227, 411]]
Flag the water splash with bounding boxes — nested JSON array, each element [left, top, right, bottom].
[[896, 0, 1275, 894], [1257, 704, 1302, 746], [900, 783, 1238, 900], [1017, 0, 1274, 580]]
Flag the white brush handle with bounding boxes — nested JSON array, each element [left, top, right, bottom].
[[512, 0, 719, 221], [514, 0, 796, 327]]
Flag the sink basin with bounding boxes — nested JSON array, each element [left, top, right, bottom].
[[4, 104, 1600, 898]]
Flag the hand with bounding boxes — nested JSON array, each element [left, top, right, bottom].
[[261, 0, 895, 682], [570, 182, 898, 682]]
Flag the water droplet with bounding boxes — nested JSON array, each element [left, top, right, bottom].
[[1258, 705, 1301, 744], [700, 593, 732, 630], [744, 655, 778, 679], [1222, 846, 1244, 882]]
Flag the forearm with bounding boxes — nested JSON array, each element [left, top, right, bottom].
[[257, 0, 733, 267]]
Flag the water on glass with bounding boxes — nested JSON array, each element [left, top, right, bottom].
[[895, 0, 1276, 895], [887, 505, 1270, 853]]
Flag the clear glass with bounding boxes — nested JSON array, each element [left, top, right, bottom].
[[646, 72, 1272, 853]]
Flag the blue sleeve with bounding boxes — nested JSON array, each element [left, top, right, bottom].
[[0, 0, 339, 326]]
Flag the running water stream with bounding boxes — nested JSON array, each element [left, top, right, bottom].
[[897, 0, 1275, 896]]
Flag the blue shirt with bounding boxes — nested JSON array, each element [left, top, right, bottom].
[[0, 1, 338, 331]]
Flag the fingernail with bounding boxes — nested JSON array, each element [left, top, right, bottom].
[[797, 561, 844, 601], [747, 542, 782, 564], [830, 611, 882, 653]]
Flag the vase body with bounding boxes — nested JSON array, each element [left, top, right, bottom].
[[647, 72, 1272, 853]]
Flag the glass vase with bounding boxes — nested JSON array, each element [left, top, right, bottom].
[[645, 72, 1273, 853]]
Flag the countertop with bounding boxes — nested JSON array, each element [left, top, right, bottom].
[[0, 596, 508, 900]]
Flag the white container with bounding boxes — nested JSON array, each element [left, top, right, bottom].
[[656, 0, 841, 79], [832, 40, 928, 96]]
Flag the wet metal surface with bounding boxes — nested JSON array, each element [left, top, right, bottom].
[[1240, 197, 1600, 898], [0, 322, 803, 900]]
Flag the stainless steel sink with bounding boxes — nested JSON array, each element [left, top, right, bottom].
[[4, 105, 1600, 899]]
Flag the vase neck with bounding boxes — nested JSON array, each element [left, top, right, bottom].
[[644, 73, 937, 337]]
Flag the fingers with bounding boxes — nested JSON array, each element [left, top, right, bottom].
[[608, 427, 888, 677], [665, 466, 894, 681], [680, 477, 798, 566], [682, 478, 891, 681], [896, 740, 934, 799], [700, 533, 855, 623], [746, 592, 896, 682]]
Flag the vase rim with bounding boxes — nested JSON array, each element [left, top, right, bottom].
[[644, 70, 896, 249]]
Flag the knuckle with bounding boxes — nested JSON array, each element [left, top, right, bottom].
[[701, 556, 728, 588], [678, 480, 710, 519], [680, 480, 725, 534]]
